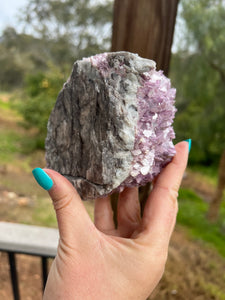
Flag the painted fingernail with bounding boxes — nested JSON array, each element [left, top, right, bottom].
[[32, 168, 53, 190], [185, 139, 192, 153]]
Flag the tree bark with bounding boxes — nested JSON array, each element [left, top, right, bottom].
[[111, 0, 179, 221], [111, 0, 179, 75], [207, 149, 225, 222]]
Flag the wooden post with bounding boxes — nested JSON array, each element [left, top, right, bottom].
[[112, 0, 179, 75], [111, 0, 179, 220]]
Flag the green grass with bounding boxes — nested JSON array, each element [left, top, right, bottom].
[[178, 188, 225, 257], [0, 99, 11, 110], [31, 197, 57, 228], [0, 97, 42, 166], [190, 165, 218, 186], [0, 97, 24, 162], [0, 130, 24, 162], [199, 279, 225, 300], [0, 128, 38, 171], [0, 96, 21, 118]]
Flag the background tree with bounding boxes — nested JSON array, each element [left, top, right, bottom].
[[112, 0, 179, 75], [21, 0, 113, 65], [0, 0, 114, 148], [0, 27, 44, 90], [171, 0, 225, 221]]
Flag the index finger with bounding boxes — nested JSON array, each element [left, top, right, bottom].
[[139, 141, 189, 247]]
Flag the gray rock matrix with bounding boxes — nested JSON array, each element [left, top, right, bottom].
[[45, 52, 174, 200]]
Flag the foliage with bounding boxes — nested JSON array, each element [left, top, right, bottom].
[[16, 64, 66, 148], [0, 97, 34, 172], [177, 188, 225, 257], [0, 0, 114, 148], [171, 52, 222, 164], [22, 0, 113, 38], [1, 0, 114, 148], [0, 27, 51, 90], [171, 0, 225, 165], [0, 1, 113, 88], [21, 0, 113, 64], [0, 130, 23, 162]]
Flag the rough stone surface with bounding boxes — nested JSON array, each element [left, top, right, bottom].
[[45, 52, 176, 200]]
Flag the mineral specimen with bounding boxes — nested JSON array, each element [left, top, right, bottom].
[[45, 51, 176, 200]]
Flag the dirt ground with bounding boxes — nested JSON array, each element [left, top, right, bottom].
[[151, 227, 225, 300]]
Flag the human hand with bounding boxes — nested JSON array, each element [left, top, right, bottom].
[[33, 141, 189, 300]]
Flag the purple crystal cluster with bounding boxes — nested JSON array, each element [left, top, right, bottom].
[[90, 53, 176, 191], [121, 70, 176, 188]]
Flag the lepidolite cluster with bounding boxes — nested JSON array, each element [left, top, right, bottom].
[[45, 52, 177, 199], [121, 68, 176, 188]]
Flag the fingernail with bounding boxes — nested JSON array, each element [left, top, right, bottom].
[[184, 139, 192, 153], [32, 168, 53, 190]]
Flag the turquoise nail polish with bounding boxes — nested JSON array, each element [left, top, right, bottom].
[[185, 139, 192, 153], [32, 168, 53, 190]]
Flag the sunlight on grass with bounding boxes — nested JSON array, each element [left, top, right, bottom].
[[31, 197, 57, 228], [190, 165, 218, 187], [0, 99, 11, 109], [0, 96, 45, 171], [178, 188, 225, 257], [199, 279, 225, 300], [0, 97, 22, 121], [30, 197, 94, 227], [0, 129, 43, 173]]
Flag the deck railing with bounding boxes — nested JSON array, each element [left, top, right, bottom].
[[0, 222, 59, 300]]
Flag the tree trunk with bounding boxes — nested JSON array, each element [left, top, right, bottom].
[[207, 149, 225, 222], [111, 0, 179, 222], [112, 0, 179, 75]]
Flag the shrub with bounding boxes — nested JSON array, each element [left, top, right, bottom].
[[17, 64, 67, 149]]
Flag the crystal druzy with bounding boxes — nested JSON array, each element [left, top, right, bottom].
[[45, 52, 176, 200]]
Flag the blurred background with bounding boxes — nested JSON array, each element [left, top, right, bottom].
[[0, 0, 225, 299]]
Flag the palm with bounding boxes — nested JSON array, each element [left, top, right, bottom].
[[43, 142, 189, 300]]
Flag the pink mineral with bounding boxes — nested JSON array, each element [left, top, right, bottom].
[[120, 69, 176, 189]]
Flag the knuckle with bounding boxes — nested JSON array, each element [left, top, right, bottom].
[[53, 192, 74, 212], [118, 206, 141, 225], [124, 211, 141, 225], [169, 186, 179, 206], [155, 184, 179, 207]]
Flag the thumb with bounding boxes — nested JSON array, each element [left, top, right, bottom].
[[32, 168, 93, 245]]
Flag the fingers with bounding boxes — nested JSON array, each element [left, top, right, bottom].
[[117, 187, 141, 237], [43, 169, 94, 244], [94, 187, 141, 238], [140, 141, 189, 247], [94, 196, 115, 234]]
